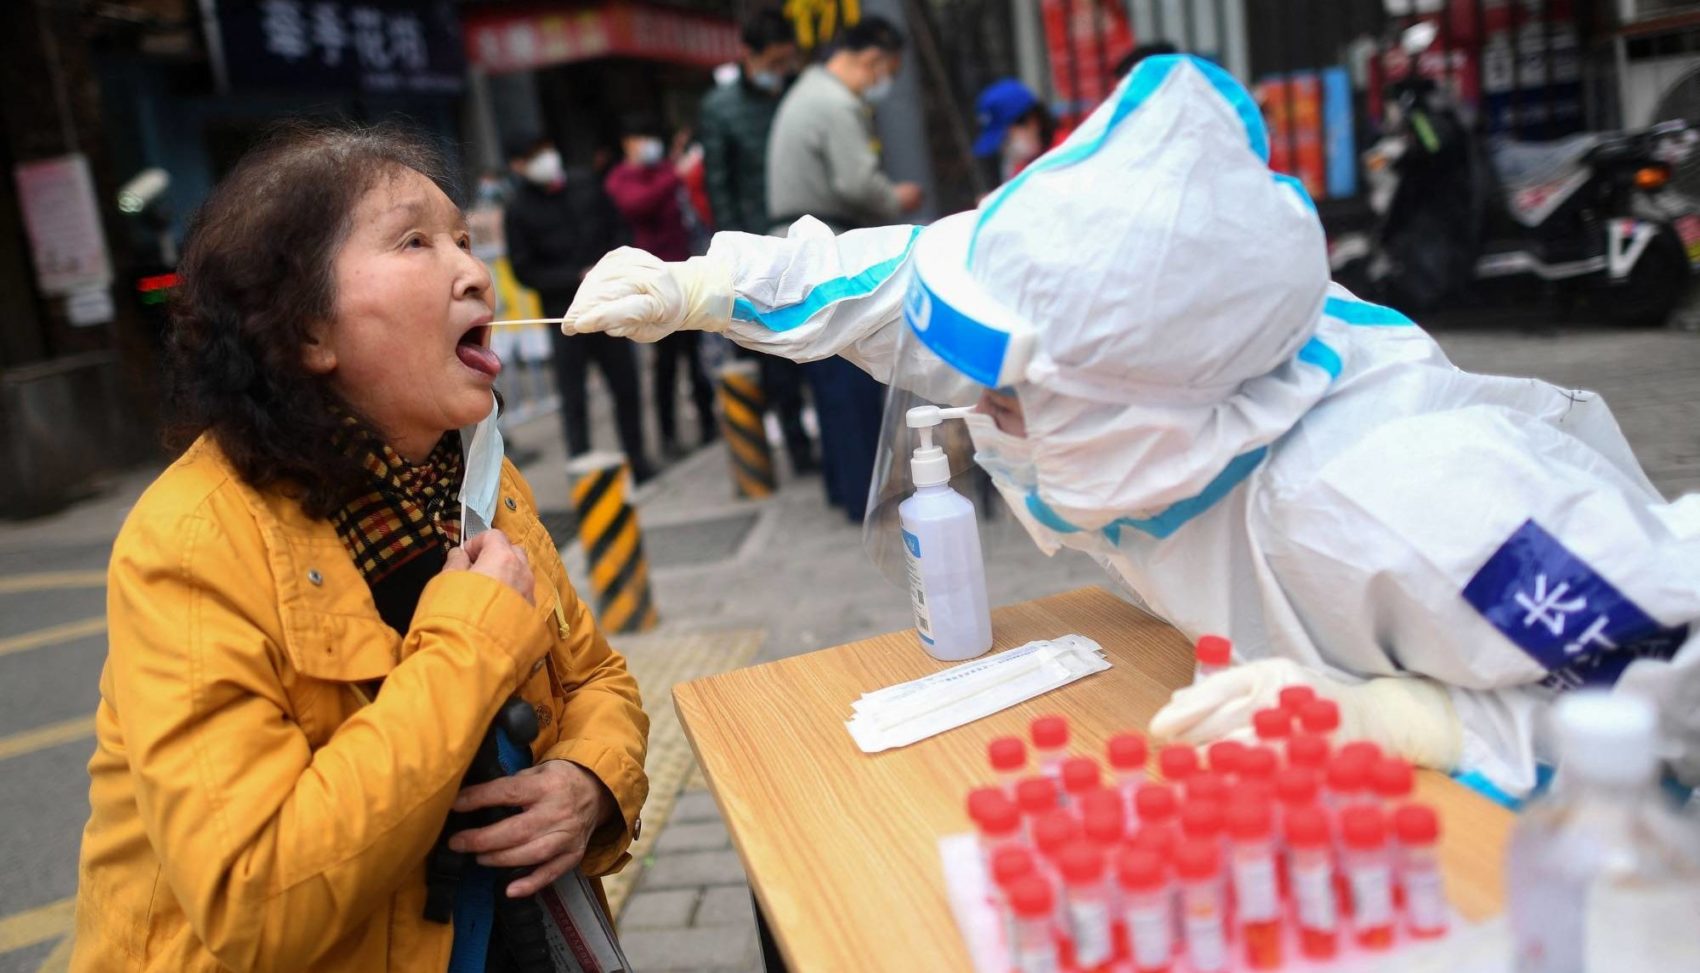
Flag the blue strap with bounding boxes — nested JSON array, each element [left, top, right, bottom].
[[1323, 295, 1415, 326], [448, 728, 534, 973], [731, 227, 922, 333]]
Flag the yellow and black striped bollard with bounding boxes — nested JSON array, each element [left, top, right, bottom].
[[566, 452, 658, 633], [717, 360, 776, 499]]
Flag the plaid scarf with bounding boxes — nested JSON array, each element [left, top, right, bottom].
[[330, 432, 465, 585]]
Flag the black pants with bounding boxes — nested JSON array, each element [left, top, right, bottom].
[[756, 353, 816, 473], [653, 331, 717, 447], [550, 329, 653, 482], [802, 356, 884, 522]]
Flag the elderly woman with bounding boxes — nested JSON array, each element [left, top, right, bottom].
[[70, 125, 649, 972]]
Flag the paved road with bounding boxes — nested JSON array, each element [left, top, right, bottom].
[[0, 321, 1696, 971]]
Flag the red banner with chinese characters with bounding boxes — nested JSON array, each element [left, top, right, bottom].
[[1040, 0, 1135, 116], [465, 3, 740, 73]]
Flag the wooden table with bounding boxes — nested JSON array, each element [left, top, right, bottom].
[[674, 587, 1516, 972]]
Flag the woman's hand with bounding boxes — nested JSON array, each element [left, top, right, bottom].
[[444, 529, 535, 605], [448, 760, 619, 897]]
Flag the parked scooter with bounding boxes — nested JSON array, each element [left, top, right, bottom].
[[1333, 25, 1700, 325]]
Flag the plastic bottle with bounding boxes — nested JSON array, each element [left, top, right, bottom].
[[1297, 699, 1341, 742], [1119, 849, 1174, 973], [1227, 800, 1284, 969], [1158, 745, 1199, 786], [1031, 716, 1070, 781], [1060, 842, 1116, 971], [989, 736, 1028, 797], [1193, 635, 1232, 684], [1278, 685, 1317, 717], [1176, 839, 1230, 973], [1206, 740, 1246, 780], [1284, 805, 1340, 961], [1107, 733, 1148, 818], [1062, 757, 1102, 809], [1340, 806, 1395, 950], [991, 846, 1038, 956], [1507, 691, 1700, 973], [1392, 804, 1447, 939], [1009, 876, 1062, 973], [897, 405, 991, 661]]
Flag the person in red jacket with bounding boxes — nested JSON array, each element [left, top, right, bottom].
[[605, 116, 717, 458]]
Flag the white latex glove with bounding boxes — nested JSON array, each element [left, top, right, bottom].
[[561, 248, 733, 342], [1149, 658, 1464, 772]]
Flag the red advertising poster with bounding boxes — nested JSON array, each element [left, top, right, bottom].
[[1258, 75, 1326, 198], [465, 2, 739, 73], [1040, 0, 1135, 116]]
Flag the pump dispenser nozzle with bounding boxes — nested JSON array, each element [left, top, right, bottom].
[[906, 406, 975, 488]]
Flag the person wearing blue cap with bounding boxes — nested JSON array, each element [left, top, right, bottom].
[[558, 54, 1700, 802], [973, 79, 1055, 183]]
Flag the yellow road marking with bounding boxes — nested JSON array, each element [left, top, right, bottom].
[[0, 618, 106, 659], [0, 571, 104, 595], [0, 897, 74, 954], [35, 933, 73, 972], [0, 716, 96, 763]]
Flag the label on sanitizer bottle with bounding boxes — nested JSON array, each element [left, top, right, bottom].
[[901, 528, 933, 644]]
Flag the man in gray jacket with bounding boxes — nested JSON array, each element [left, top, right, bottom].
[[766, 16, 923, 232]]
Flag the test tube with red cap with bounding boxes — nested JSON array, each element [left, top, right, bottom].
[[1227, 801, 1284, 969], [1340, 807, 1396, 950], [1277, 685, 1317, 717], [1060, 842, 1117, 972], [1325, 753, 1371, 813], [1062, 757, 1102, 810], [1180, 801, 1227, 861], [1018, 775, 1062, 838], [989, 736, 1028, 798], [1118, 849, 1174, 973], [1297, 699, 1341, 743], [1031, 716, 1070, 781], [1273, 768, 1320, 892], [1393, 804, 1448, 939], [1252, 708, 1292, 759], [1130, 822, 1179, 862], [1081, 790, 1126, 851], [1033, 810, 1080, 923], [1207, 740, 1246, 781], [1107, 733, 1148, 818], [1186, 771, 1230, 808], [1193, 635, 1232, 684], [990, 847, 1037, 955], [1371, 757, 1415, 810], [1135, 783, 1180, 834], [1283, 806, 1340, 960], [1239, 746, 1279, 790], [1157, 744, 1199, 786], [1286, 733, 1330, 773], [1009, 876, 1063, 973], [968, 787, 1023, 861], [1175, 839, 1230, 973], [1338, 740, 1383, 767]]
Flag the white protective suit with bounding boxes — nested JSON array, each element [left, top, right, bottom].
[[566, 56, 1700, 799]]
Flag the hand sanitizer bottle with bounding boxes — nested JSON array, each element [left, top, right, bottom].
[[899, 406, 992, 661]]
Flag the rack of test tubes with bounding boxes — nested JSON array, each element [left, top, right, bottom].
[[941, 686, 1455, 972]]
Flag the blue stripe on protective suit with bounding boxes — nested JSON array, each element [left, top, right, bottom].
[[1324, 296, 1414, 326], [904, 270, 1019, 387], [1274, 173, 1318, 214], [1462, 518, 1689, 693], [447, 729, 533, 973], [1021, 446, 1271, 542], [732, 226, 923, 333], [1297, 336, 1342, 379]]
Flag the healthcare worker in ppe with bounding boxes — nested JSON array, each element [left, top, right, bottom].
[[561, 55, 1700, 800]]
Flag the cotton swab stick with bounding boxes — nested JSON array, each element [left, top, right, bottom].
[[488, 318, 559, 328]]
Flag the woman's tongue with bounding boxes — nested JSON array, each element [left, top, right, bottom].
[[456, 337, 501, 378]]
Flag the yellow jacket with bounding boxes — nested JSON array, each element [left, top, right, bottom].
[[71, 435, 649, 971]]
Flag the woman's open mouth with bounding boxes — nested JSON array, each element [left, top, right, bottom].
[[455, 324, 501, 379]]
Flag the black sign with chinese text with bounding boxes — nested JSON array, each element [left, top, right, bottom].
[[209, 0, 465, 95]]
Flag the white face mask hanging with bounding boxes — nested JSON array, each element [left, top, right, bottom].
[[459, 394, 504, 540]]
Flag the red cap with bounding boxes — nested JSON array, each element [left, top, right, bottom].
[[1083, 798, 1125, 845], [1253, 707, 1292, 741], [1341, 806, 1387, 850], [968, 789, 1020, 836], [1393, 804, 1440, 845], [1135, 784, 1178, 825], [1278, 685, 1318, 715], [1016, 776, 1060, 816], [1239, 746, 1278, 781], [1118, 848, 1167, 892], [1371, 757, 1415, 800], [988, 736, 1027, 773], [1227, 799, 1274, 840], [1287, 733, 1330, 770], [1060, 841, 1107, 884], [1107, 733, 1148, 771], [1339, 741, 1383, 766], [1298, 698, 1341, 734], [1130, 824, 1179, 861], [1010, 876, 1054, 918], [1326, 754, 1368, 794], [1284, 806, 1331, 849], [1031, 715, 1069, 749], [990, 847, 1035, 888], [967, 787, 1003, 824], [1062, 757, 1102, 794], [1186, 771, 1230, 806], [1034, 810, 1080, 857], [1275, 767, 1320, 806], [1158, 744, 1200, 782], [1180, 801, 1225, 840], [1207, 740, 1246, 776], [1175, 839, 1221, 880], [1195, 635, 1232, 667]]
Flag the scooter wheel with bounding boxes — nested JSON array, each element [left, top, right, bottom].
[[1603, 229, 1690, 327]]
